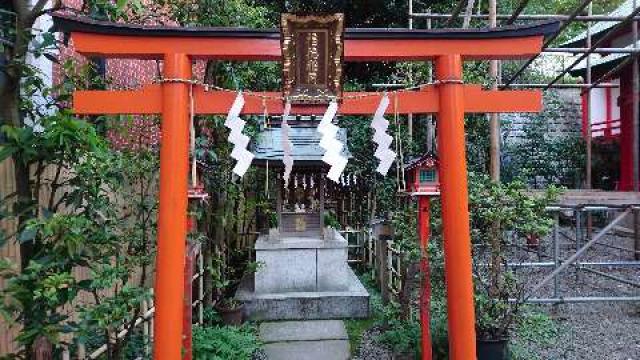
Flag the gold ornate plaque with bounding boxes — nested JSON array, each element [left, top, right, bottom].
[[281, 13, 344, 104], [295, 215, 307, 231]]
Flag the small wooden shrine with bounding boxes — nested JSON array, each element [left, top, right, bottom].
[[405, 152, 440, 196], [237, 115, 370, 321], [253, 116, 350, 238]]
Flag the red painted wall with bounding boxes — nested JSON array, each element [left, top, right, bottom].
[[618, 65, 635, 191]]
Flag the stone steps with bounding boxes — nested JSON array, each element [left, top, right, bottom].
[[237, 267, 369, 321], [259, 320, 350, 360]]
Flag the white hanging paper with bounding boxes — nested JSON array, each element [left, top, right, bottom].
[[317, 101, 348, 183], [281, 102, 294, 186], [371, 94, 397, 176], [226, 92, 245, 127], [225, 92, 254, 177], [327, 157, 348, 183]]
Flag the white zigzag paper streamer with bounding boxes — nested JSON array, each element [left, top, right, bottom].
[[225, 92, 254, 177], [371, 94, 397, 175], [281, 102, 294, 186], [317, 101, 348, 183]]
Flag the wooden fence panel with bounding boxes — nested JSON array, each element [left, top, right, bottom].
[[0, 159, 20, 355]]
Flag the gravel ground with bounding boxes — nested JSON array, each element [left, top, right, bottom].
[[354, 226, 640, 359], [517, 302, 640, 360], [351, 326, 392, 360], [494, 227, 640, 359], [251, 348, 268, 360]]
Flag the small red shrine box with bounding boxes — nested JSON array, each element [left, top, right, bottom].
[[405, 153, 440, 196]]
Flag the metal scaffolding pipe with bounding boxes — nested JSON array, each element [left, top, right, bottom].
[[502, 0, 594, 88], [586, 2, 593, 190], [553, 212, 560, 297], [545, 205, 640, 211], [410, 13, 640, 22], [526, 208, 632, 299], [505, 0, 532, 25], [545, 47, 640, 54], [634, 0, 640, 192], [518, 296, 640, 303], [444, 0, 468, 27], [509, 83, 619, 89], [506, 260, 640, 267], [544, 5, 640, 91], [489, 0, 500, 181], [579, 267, 640, 288]]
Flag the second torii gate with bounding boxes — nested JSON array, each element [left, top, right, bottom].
[[53, 14, 558, 360]]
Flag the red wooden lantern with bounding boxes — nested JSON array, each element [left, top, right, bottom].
[[405, 152, 440, 196]]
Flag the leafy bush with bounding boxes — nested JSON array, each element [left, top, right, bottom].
[[510, 308, 559, 360], [377, 318, 421, 357], [469, 174, 560, 340], [192, 324, 261, 360]]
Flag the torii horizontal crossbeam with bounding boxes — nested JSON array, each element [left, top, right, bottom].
[[54, 14, 559, 61], [73, 84, 541, 115]]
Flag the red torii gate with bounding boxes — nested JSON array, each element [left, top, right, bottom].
[[54, 15, 558, 360]]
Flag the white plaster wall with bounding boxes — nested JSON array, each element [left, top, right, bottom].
[[25, 0, 54, 129]]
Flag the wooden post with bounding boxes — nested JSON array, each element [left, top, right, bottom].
[[435, 55, 477, 360], [142, 300, 150, 357], [418, 195, 432, 360], [154, 52, 191, 360], [183, 244, 194, 360], [276, 174, 283, 230], [377, 235, 391, 304], [77, 342, 86, 360], [320, 173, 325, 238], [198, 251, 204, 324], [33, 336, 52, 360]]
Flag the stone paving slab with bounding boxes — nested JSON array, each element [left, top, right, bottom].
[[263, 340, 350, 360], [259, 320, 350, 360], [259, 320, 348, 343]]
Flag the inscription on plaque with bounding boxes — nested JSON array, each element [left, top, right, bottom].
[[295, 215, 307, 232], [281, 13, 344, 104]]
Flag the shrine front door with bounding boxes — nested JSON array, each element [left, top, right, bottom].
[[279, 172, 324, 237]]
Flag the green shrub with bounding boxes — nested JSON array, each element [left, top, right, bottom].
[[192, 324, 261, 360], [378, 318, 421, 357]]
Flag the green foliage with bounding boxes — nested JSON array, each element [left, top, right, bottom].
[[391, 203, 420, 261], [514, 309, 558, 346], [324, 210, 341, 229], [469, 175, 560, 241], [192, 324, 261, 360], [377, 317, 421, 357], [1, 108, 159, 356], [469, 174, 560, 340], [510, 308, 560, 360], [159, 0, 276, 28]]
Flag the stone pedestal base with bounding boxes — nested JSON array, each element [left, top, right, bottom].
[[236, 229, 369, 320]]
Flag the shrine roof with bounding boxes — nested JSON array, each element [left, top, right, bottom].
[[404, 152, 438, 171], [53, 14, 559, 40], [252, 126, 350, 166]]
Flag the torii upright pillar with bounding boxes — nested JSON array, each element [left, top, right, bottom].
[[156, 53, 191, 359], [436, 55, 476, 359]]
